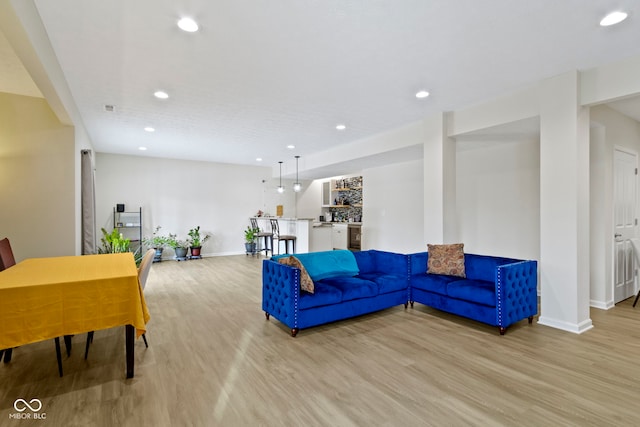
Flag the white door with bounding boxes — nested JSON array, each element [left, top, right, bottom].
[[614, 148, 637, 303]]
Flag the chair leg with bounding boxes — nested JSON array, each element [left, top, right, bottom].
[[142, 333, 148, 348], [1, 348, 13, 363], [54, 337, 63, 377], [64, 335, 72, 357], [84, 331, 94, 360], [633, 290, 640, 307]]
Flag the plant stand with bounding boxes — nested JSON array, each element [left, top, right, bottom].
[[153, 248, 163, 263]]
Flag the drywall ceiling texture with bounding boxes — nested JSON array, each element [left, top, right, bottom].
[[29, 0, 640, 170]]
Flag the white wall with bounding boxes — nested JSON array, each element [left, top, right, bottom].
[[95, 153, 282, 257], [294, 179, 323, 220], [362, 159, 425, 253], [456, 139, 540, 260], [0, 92, 75, 260]]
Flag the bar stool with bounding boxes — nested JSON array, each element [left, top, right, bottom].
[[250, 218, 273, 256], [270, 219, 296, 254]]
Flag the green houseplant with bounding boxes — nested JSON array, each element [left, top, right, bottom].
[[98, 228, 142, 266], [143, 226, 170, 262], [167, 233, 189, 261], [244, 226, 260, 255], [187, 226, 210, 259]]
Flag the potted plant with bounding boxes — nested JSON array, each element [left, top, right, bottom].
[[187, 226, 210, 259], [244, 226, 260, 255], [97, 228, 142, 266], [167, 233, 189, 261], [98, 227, 131, 253], [143, 226, 170, 262]]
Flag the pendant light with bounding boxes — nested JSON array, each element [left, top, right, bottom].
[[277, 161, 284, 193], [293, 155, 301, 192]]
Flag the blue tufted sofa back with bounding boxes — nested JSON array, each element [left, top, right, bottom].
[[409, 251, 523, 282]]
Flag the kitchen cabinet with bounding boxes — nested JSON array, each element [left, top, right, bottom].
[[321, 180, 332, 207], [332, 223, 348, 250], [310, 224, 332, 252]]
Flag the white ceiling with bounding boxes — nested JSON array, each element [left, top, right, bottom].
[[3, 1, 640, 175], [0, 30, 41, 98]]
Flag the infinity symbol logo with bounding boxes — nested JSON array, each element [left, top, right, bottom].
[[13, 398, 42, 412]]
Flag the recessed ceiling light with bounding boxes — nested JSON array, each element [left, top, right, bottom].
[[336, 124, 346, 130], [178, 17, 199, 32], [287, 145, 295, 149], [154, 91, 169, 99], [144, 127, 155, 132], [138, 147, 147, 151], [600, 11, 628, 26], [256, 157, 263, 162], [416, 90, 430, 99]]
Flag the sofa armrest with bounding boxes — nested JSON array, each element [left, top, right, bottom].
[[496, 260, 538, 328], [262, 259, 301, 329]]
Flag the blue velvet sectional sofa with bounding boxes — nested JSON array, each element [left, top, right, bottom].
[[262, 249, 538, 336], [408, 252, 538, 334], [262, 250, 409, 336]]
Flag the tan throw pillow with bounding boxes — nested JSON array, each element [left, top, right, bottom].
[[278, 256, 315, 294], [427, 243, 466, 278]]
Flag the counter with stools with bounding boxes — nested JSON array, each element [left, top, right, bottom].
[[251, 218, 311, 254], [250, 218, 273, 256]]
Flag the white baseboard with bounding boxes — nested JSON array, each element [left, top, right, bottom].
[[537, 316, 594, 334]]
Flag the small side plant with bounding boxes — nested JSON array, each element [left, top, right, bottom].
[[187, 226, 210, 248], [244, 226, 260, 243], [167, 233, 188, 249], [143, 226, 170, 249]]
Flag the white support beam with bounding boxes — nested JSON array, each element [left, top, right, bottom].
[[538, 71, 592, 334]]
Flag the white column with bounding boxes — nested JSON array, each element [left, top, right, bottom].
[[423, 113, 457, 243], [538, 71, 592, 333]]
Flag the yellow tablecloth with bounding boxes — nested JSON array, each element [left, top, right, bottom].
[[0, 252, 150, 349]]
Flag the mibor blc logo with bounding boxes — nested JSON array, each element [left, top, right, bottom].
[[9, 398, 46, 420]]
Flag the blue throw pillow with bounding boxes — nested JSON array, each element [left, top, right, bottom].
[[294, 250, 360, 281]]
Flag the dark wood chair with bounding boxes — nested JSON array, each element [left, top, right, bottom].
[[0, 237, 16, 271], [270, 219, 296, 254]]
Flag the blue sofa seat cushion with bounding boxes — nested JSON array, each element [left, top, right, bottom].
[[358, 273, 407, 294], [299, 282, 343, 310], [412, 274, 459, 296], [446, 279, 496, 307], [317, 276, 378, 302]]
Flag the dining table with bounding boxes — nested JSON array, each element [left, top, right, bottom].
[[0, 252, 149, 378]]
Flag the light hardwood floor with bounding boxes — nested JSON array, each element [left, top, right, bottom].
[[2, 254, 640, 426]]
